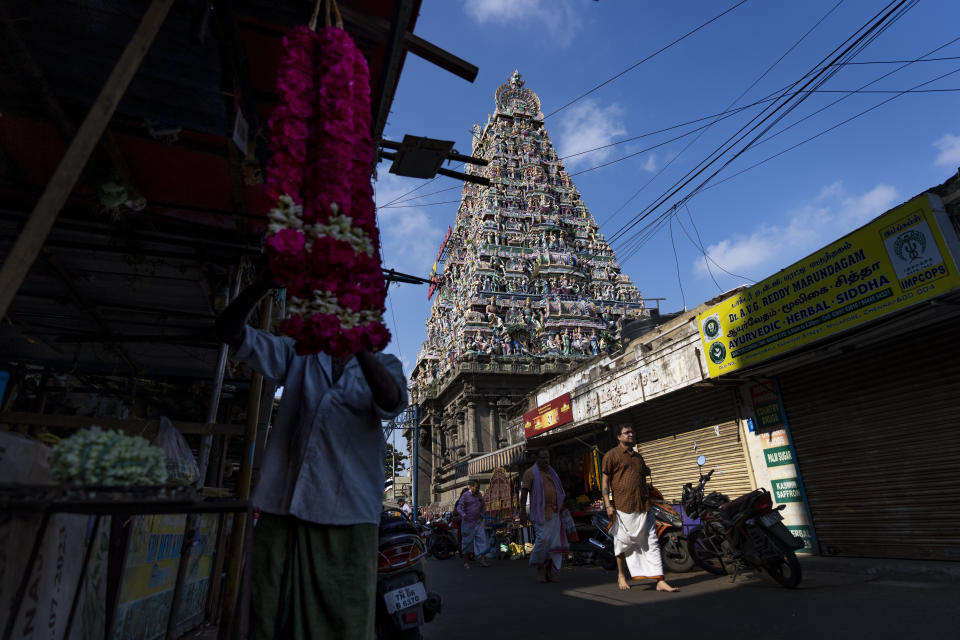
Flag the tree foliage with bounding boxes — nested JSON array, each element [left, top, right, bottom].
[[384, 442, 408, 477]]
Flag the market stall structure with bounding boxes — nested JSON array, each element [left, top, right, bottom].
[[0, 1, 477, 637]]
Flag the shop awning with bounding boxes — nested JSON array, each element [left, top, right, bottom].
[[468, 442, 525, 475]]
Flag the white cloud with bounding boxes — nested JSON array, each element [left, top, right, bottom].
[[933, 133, 960, 167], [463, 0, 580, 47], [374, 173, 448, 278], [556, 99, 626, 170], [643, 154, 658, 173], [693, 182, 898, 279]]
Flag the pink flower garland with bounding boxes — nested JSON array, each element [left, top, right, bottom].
[[264, 26, 390, 356]]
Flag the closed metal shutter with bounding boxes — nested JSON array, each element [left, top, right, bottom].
[[628, 387, 754, 503], [779, 317, 960, 560]]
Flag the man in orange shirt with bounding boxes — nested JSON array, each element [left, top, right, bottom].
[[602, 425, 678, 592]]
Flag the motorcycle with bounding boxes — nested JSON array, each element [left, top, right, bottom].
[[587, 488, 695, 573], [422, 518, 458, 560], [682, 455, 804, 588], [376, 508, 442, 639]]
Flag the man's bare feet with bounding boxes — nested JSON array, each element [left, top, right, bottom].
[[656, 580, 679, 592], [617, 574, 631, 590]]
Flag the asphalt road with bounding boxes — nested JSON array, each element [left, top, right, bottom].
[[419, 557, 960, 640]]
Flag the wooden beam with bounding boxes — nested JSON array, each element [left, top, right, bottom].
[[371, 0, 417, 140], [338, 4, 478, 82], [0, 0, 174, 319], [0, 411, 243, 436]]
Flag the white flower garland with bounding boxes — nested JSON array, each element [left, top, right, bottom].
[[268, 197, 374, 256]]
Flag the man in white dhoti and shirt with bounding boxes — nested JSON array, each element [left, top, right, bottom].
[[519, 449, 568, 583], [602, 425, 678, 592]]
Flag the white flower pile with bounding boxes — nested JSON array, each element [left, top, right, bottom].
[[49, 427, 168, 486]]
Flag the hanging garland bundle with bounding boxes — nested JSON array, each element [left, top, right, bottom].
[[263, 16, 389, 356]]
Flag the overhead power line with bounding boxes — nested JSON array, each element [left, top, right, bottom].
[[544, 0, 751, 119], [611, 0, 917, 263], [597, 0, 847, 227], [701, 64, 960, 192]]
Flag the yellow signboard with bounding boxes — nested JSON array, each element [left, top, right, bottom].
[[698, 194, 960, 377]]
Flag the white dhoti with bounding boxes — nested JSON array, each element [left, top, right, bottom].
[[461, 519, 488, 557], [530, 514, 568, 570], [612, 510, 663, 580]]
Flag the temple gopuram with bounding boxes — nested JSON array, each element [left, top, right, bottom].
[[409, 72, 648, 507]]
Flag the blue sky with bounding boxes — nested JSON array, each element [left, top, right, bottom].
[[374, 0, 960, 390]]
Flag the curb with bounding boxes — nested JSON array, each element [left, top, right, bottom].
[[799, 555, 960, 584]]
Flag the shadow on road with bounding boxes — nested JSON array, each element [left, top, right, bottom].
[[420, 557, 960, 639]]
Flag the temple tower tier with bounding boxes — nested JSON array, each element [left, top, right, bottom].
[[409, 72, 647, 506]]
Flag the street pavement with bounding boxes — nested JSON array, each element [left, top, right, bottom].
[[419, 556, 960, 639]]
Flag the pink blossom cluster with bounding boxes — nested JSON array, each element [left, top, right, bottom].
[[263, 26, 389, 356]]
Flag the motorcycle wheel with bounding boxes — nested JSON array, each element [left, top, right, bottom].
[[687, 528, 727, 575], [660, 533, 695, 573], [430, 534, 455, 560], [764, 547, 802, 588]]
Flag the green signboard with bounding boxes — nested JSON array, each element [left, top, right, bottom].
[[787, 525, 815, 553], [764, 445, 795, 468], [772, 477, 803, 503]]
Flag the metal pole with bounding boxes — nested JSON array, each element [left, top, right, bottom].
[[412, 403, 419, 516], [198, 264, 243, 484], [392, 424, 396, 500], [219, 296, 272, 639]]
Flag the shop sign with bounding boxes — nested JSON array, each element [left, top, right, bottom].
[[749, 382, 785, 430], [787, 525, 815, 553], [524, 392, 572, 439], [698, 194, 960, 377], [763, 444, 794, 467], [772, 477, 803, 503]]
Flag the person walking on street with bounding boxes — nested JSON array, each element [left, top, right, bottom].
[[399, 498, 412, 519], [519, 449, 567, 583], [457, 480, 490, 568], [215, 268, 408, 639], [601, 425, 678, 593]]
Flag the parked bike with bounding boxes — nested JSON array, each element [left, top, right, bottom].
[[682, 455, 804, 588], [422, 518, 458, 560], [587, 488, 695, 573], [376, 509, 442, 639]]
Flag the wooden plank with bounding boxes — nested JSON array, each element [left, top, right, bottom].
[[0, 412, 243, 436], [338, 4, 478, 82], [0, 0, 175, 319]]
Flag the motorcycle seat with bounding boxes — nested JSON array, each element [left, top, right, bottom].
[[719, 489, 763, 521]]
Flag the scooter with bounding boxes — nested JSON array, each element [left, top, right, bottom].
[[376, 508, 442, 639], [587, 488, 695, 573]]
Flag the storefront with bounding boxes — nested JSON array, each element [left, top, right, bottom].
[[699, 187, 960, 560]]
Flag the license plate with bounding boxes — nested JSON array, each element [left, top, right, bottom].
[[384, 582, 426, 614], [761, 511, 783, 527]]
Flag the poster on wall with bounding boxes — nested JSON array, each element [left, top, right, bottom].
[[112, 514, 220, 640], [698, 194, 960, 377]]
